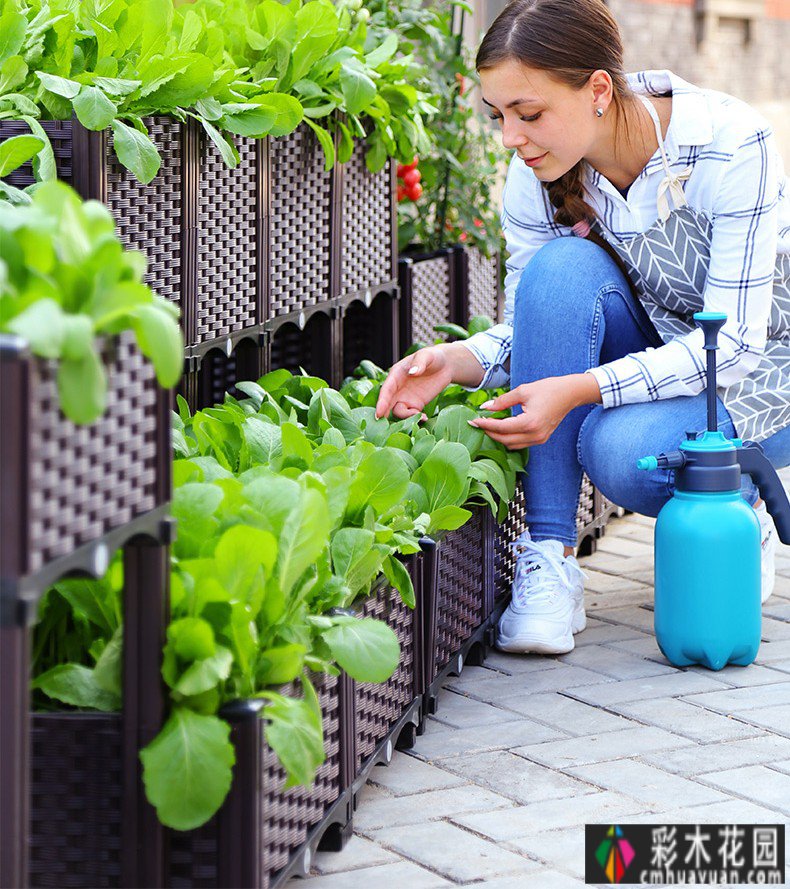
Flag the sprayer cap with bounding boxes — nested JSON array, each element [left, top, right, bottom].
[[679, 430, 736, 452]]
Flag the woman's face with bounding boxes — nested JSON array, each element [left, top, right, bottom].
[[479, 60, 607, 181]]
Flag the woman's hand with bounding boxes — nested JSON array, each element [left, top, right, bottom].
[[375, 345, 455, 420], [469, 374, 601, 449]]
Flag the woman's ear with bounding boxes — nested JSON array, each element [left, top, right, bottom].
[[588, 69, 613, 113]]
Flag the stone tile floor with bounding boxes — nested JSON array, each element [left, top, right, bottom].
[[292, 469, 790, 888]]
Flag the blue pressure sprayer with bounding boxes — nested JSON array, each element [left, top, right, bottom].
[[636, 312, 790, 670]]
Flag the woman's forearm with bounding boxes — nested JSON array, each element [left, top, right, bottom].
[[569, 372, 602, 407], [445, 342, 488, 388]]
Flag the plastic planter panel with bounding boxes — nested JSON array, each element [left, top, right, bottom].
[[266, 313, 337, 386], [340, 140, 394, 298], [268, 124, 333, 317], [494, 486, 528, 603], [169, 674, 342, 888], [195, 135, 261, 344], [340, 292, 399, 380], [401, 252, 453, 347], [1, 120, 74, 186], [463, 245, 503, 324], [355, 581, 416, 773], [432, 509, 491, 678], [28, 714, 123, 888], [106, 118, 184, 316], [1, 332, 168, 577]]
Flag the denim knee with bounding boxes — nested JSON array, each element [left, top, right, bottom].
[[578, 405, 674, 517], [514, 236, 633, 324]]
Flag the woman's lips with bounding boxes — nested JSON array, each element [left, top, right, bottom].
[[522, 152, 548, 167]]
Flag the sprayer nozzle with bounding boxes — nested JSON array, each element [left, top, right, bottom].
[[637, 456, 658, 471]]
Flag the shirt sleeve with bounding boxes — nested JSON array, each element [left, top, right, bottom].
[[586, 123, 780, 409], [458, 155, 560, 390]]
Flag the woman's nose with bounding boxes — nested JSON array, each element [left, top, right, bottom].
[[501, 120, 527, 151]]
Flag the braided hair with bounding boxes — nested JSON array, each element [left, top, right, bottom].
[[476, 0, 640, 232]]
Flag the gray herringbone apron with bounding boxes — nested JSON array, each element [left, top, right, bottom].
[[591, 94, 790, 444]]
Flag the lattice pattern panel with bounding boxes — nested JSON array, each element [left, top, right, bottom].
[[196, 135, 259, 343], [169, 822, 218, 889], [355, 582, 415, 770], [261, 674, 341, 882], [1, 119, 73, 186], [269, 125, 332, 316], [435, 511, 486, 674], [576, 473, 595, 532], [494, 485, 528, 602], [26, 333, 159, 572], [29, 714, 123, 888], [106, 117, 183, 312], [341, 141, 392, 296], [465, 245, 500, 321], [409, 255, 452, 346]]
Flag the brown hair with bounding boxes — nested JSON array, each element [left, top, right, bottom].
[[476, 0, 641, 229]]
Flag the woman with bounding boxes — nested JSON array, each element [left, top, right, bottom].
[[375, 0, 790, 655]]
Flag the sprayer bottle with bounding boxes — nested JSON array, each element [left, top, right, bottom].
[[636, 312, 790, 670]]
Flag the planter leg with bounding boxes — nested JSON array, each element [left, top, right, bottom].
[[0, 622, 30, 889], [121, 538, 169, 889]]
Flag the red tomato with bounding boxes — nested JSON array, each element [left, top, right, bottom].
[[459, 231, 468, 242], [473, 218, 484, 228], [405, 182, 422, 201], [402, 168, 421, 188], [396, 185, 407, 202]]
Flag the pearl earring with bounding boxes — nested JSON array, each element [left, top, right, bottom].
[[596, 107, 604, 118]]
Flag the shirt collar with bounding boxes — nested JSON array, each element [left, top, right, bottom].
[[626, 69, 714, 163]]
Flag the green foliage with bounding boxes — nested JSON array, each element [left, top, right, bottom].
[[0, 180, 183, 423]]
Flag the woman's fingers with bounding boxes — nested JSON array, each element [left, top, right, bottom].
[[469, 414, 533, 433], [375, 360, 411, 418]]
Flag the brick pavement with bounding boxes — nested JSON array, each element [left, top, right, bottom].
[[292, 469, 790, 888]]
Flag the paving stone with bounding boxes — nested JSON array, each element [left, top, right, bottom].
[[470, 872, 587, 889], [639, 734, 790, 776], [603, 634, 674, 664], [428, 690, 523, 729], [352, 783, 515, 831], [610, 698, 767, 743], [512, 726, 694, 769], [554, 643, 676, 679], [681, 680, 790, 713], [572, 625, 653, 650], [696, 764, 790, 813], [765, 602, 790, 621], [446, 663, 616, 697], [565, 759, 732, 807], [761, 617, 790, 641], [685, 663, 790, 688], [410, 714, 565, 759], [583, 569, 653, 595], [453, 791, 659, 841], [478, 651, 568, 675], [565, 670, 726, 707], [592, 605, 657, 632], [366, 751, 466, 796], [504, 827, 587, 879], [369, 821, 537, 883], [585, 587, 657, 608], [313, 835, 398, 875], [615, 797, 786, 825], [768, 659, 790, 674], [495, 691, 634, 736], [433, 750, 599, 805], [733, 703, 790, 736], [594, 536, 655, 558], [301, 860, 451, 888], [773, 759, 790, 775]]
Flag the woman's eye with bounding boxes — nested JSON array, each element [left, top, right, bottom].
[[487, 112, 541, 123]]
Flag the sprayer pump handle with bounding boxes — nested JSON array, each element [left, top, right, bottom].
[[693, 312, 727, 350]]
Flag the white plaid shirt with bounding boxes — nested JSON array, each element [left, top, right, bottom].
[[461, 69, 790, 411]]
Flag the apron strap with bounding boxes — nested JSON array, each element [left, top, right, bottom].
[[636, 93, 692, 222]]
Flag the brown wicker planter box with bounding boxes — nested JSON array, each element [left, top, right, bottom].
[[351, 561, 422, 784], [458, 244, 504, 327], [167, 673, 344, 889], [340, 290, 399, 381]]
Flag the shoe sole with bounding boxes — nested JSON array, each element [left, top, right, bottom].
[[497, 601, 586, 655]]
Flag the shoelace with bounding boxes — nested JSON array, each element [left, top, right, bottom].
[[510, 538, 587, 608]]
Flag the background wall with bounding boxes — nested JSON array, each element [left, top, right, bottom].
[[462, 0, 790, 208]]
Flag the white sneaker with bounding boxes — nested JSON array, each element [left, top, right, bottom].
[[496, 531, 587, 655], [755, 500, 776, 604]]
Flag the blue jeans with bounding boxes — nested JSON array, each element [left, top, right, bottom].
[[510, 237, 790, 547]]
